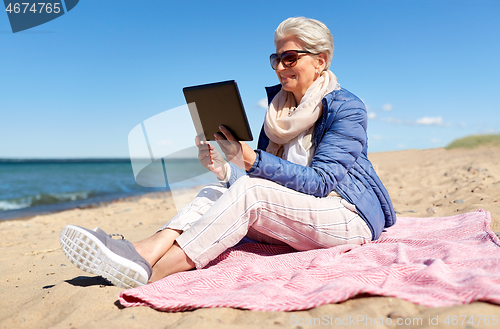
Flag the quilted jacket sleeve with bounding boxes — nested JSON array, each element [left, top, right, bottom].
[[247, 96, 367, 197], [221, 162, 246, 188]]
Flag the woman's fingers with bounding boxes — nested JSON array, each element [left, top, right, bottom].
[[199, 151, 214, 168], [215, 137, 242, 165], [197, 143, 210, 154], [218, 125, 236, 141], [195, 136, 228, 179], [214, 135, 234, 155], [198, 148, 211, 160], [196, 135, 215, 167]]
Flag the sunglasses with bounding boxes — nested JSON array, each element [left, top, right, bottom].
[[269, 50, 315, 70]]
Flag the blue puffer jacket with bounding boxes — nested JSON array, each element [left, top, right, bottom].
[[225, 84, 396, 240]]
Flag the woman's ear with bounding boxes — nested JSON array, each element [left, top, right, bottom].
[[317, 53, 327, 72]]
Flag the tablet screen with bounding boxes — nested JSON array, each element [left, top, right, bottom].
[[183, 80, 253, 141]]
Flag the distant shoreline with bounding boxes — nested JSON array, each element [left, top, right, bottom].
[[0, 189, 172, 222]]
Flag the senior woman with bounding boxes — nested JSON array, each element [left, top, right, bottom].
[[59, 17, 396, 289]]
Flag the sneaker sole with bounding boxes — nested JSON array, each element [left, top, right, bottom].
[[59, 225, 148, 289]]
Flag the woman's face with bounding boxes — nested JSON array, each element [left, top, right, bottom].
[[275, 36, 325, 103]]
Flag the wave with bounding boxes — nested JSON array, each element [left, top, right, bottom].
[[0, 191, 94, 211]]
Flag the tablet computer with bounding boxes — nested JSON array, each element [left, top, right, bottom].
[[183, 80, 253, 141]]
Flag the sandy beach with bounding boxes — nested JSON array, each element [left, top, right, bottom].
[[1, 146, 499, 329]]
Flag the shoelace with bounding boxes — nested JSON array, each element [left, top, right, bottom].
[[108, 233, 125, 240]]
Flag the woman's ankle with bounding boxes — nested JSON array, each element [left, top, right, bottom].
[[132, 240, 155, 266], [149, 242, 195, 282], [132, 229, 182, 266]]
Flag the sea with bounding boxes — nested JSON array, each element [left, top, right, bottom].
[[0, 158, 208, 221]]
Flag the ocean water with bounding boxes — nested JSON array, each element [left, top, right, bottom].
[[0, 158, 206, 221]]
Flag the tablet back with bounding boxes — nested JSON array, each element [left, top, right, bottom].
[[183, 80, 253, 141]]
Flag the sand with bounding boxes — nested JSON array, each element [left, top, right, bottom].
[[1, 147, 499, 329]]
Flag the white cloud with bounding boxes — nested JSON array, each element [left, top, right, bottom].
[[430, 138, 441, 143], [382, 103, 393, 112], [415, 116, 443, 126], [383, 117, 403, 124], [372, 135, 383, 140], [380, 115, 450, 127], [257, 98, 268, 109], [368, 112, 376, 119]]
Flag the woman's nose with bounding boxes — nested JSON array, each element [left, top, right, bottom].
[[275, 60, 286, 72]]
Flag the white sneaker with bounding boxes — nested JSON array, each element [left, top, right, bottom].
[[59, 225, 152, 289]]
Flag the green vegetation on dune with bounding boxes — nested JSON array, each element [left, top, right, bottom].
[[446, 134, 500, 149]]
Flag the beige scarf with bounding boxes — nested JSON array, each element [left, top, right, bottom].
[[264, 70, 340, 163]]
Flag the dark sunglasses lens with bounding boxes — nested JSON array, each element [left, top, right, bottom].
[[270, 54, 279, 70], [281, 51, 299, 67]]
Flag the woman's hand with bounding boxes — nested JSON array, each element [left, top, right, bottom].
[[195, 135, 227, 181], [214, 125, 257, 171]]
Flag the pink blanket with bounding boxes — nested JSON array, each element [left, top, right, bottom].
[[119, 210, 500, 311]]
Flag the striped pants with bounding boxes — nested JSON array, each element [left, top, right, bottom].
[[161, 175, 372, 268]]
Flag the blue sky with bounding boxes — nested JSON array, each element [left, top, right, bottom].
[[1, 0, 499, 158]]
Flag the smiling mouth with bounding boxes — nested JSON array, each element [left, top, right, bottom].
[[281, 75, 295, 80]]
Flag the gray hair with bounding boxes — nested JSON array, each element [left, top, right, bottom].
[[274, 17, 334, 71]]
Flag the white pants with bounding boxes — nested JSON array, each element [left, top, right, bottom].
[[161, 176, 372, 268]]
